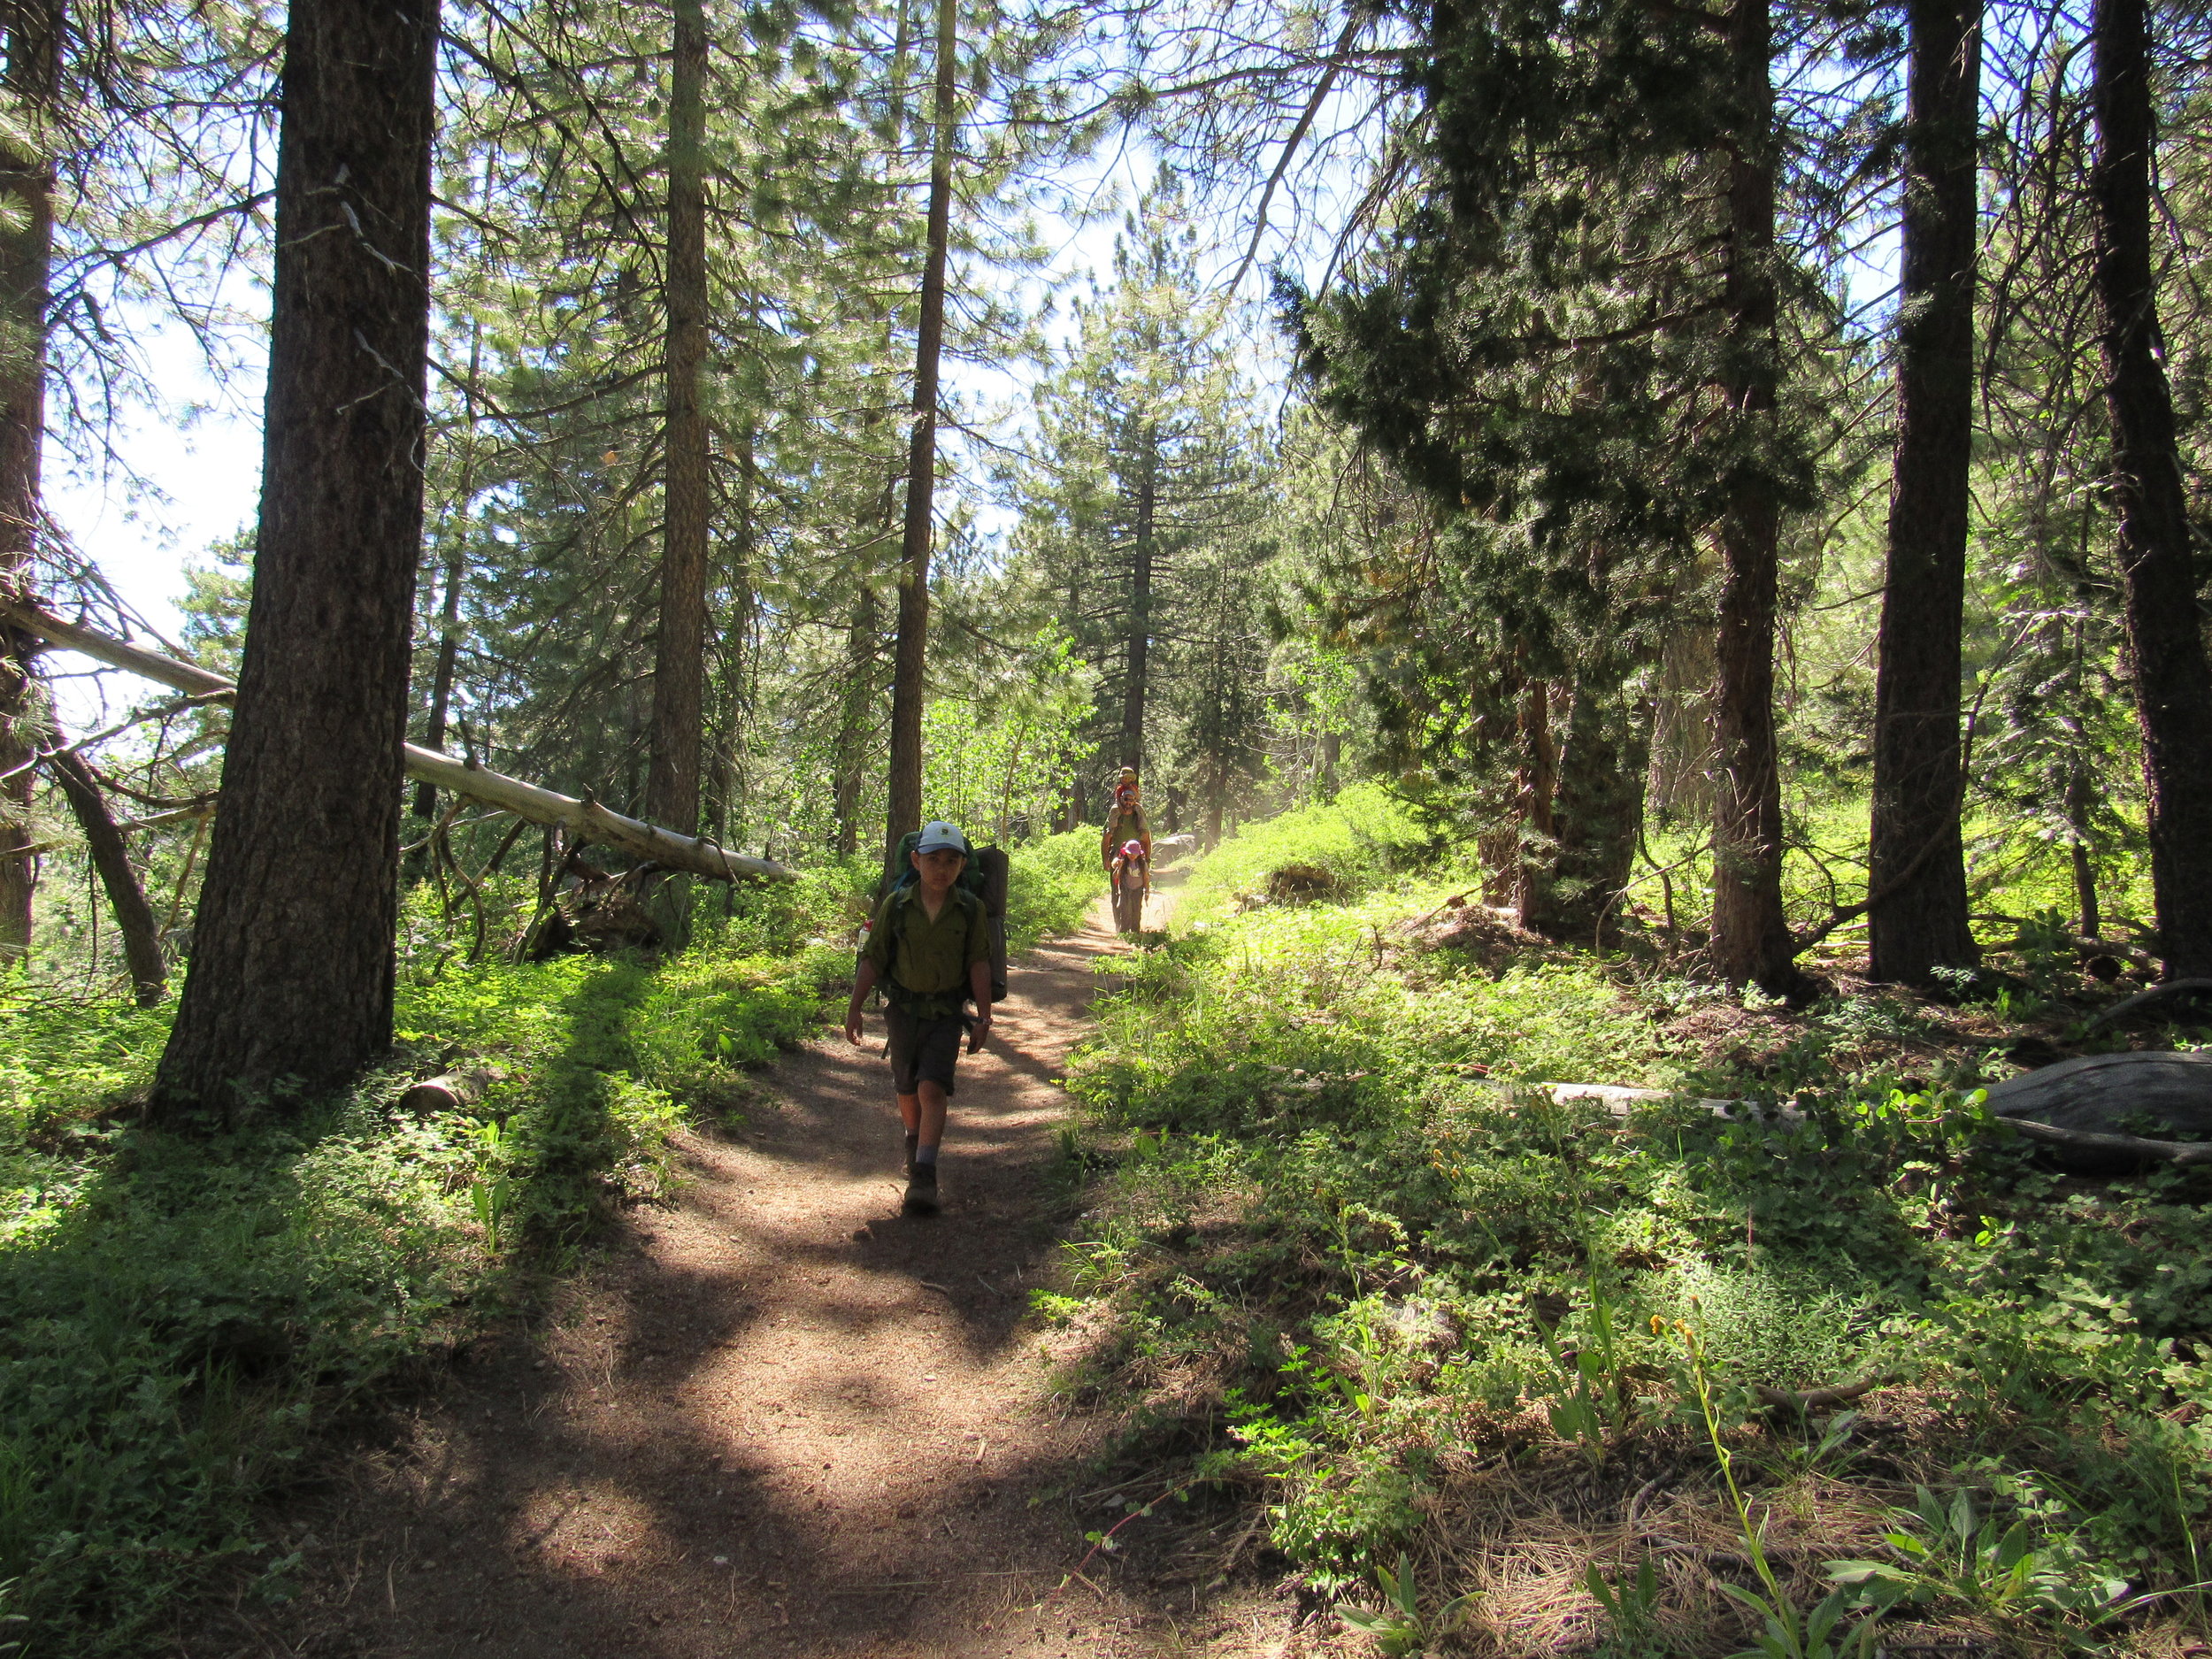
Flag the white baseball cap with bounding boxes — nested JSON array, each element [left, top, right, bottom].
[[914, 820, 969, 855]]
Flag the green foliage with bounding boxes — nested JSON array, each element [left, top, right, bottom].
[[0, 907, 839, 1655], [1826, 1486, 2130, 1623], [923, 628, 1098, 847], [1173, 784, 1434, 918], [1334, 1551, 1477, 1655], [1007, 827, 1106, 953], [1048, 810, 2212, 1646]]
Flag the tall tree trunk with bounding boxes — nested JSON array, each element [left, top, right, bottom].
[[1320, 730, 1340, 799], [2067, 758, 2101, 939], [412, 321, 481, 822], [883, 0, 956, 870], [644, 0, 710, 833], [709, 428, 758, 847], [2091, 0, 2212, 980], [1510, 677, 1555, 927], [43, 746, 164, 1004], [0, 0, 59, 972], [1531, 676, 1648, 944], [1707, 0, 1800, 993], [150, 0, 439, 1121], [1868, 0, 1982, 986], [1119, 423, 1157, 770], [833, 572, 880, 856]]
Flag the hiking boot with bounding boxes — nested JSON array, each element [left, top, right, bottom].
[[902, 1163, 940, 1217]]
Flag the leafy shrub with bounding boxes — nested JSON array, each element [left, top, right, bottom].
[[1175, 785, 1433, 920], [0, 894, 846, 1655], [1048, 814, 2212, 1643], [1007, 826, 1102, 951]]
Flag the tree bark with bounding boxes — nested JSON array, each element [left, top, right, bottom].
[[1707, 0, 1801, 994], [833, 573, 879, 856], [644, 0, 710, 833], [412, 322, 481, 823], [883, 0, 957, 871], [150, 0, 442, 1122], [1510, 677, 1555, 928], [2091, 0, 2212, 980], [0, 0, 59, 972], [1868, 0, 1982, 987], [43, 745, 165, 1004], [2067, 757, 2100, 939], [1531, 677, 1648, 944], [1119, 422, 1157, 771]]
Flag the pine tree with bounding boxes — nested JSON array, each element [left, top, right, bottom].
[[152, 0, 441, 1118], [1867, 0, 1983, 987], [1011, 182, 1265, 809], [2089, 0, 2212, 979]]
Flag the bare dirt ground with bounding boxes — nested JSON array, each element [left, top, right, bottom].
[[248, 897, 1321, 1659]]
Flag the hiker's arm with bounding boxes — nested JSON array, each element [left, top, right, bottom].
[[846, 958, 879, 1044], [967, 959, 993, 1052]]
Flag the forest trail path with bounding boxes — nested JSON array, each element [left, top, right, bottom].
[[270, 883, 1299, 1659]]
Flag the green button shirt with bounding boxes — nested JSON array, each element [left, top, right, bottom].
[[864, 885, 989, 1018]]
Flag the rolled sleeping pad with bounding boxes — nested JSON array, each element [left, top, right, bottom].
[[976, 847, 1011, 1002]]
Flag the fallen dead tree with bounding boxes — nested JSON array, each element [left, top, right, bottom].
[[1527, 1056, 2212, 1175], [1981, 1050, 2212, 1171], [3, 595, 795, 886]]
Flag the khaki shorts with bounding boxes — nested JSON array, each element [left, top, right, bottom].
[[885, 1003, 966, 1095]]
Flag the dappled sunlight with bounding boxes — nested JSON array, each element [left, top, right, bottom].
[[258, 907, 1267, 1657]]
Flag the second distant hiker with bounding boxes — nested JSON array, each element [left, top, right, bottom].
[[845, 821, 994, 1217]]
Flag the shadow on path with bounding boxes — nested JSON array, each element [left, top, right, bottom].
[[246, 907, 1296, 1659]]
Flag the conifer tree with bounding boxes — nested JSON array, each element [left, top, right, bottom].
[[643, 0, 711, 833], [152, 0, 440, 1118], [1011, 185, 1264, 807], [885, 0, 958, 868], [1867, 0, 1983, 986], [2089, 0, 2212, 979], [0, 0, 58, 970]]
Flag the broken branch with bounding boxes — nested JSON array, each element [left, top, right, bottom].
[[3, 595, 795, 885]]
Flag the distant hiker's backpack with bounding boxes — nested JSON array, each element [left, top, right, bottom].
[[868, 831, 1010, 1004]]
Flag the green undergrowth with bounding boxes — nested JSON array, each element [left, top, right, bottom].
[[1006, 826, 1103, 948], [1173, 784, 1435, 918], [0, 839, 1079, 1656], [1046, 806, 2212, 1655]]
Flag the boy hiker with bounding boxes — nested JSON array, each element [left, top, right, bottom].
[[845, 821, 994, 1217]]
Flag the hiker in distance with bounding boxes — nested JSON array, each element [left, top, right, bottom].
[[1101, 765, 1150, 877], [846, 821, 994, 1217]]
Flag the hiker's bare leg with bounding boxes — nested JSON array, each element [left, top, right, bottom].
[[914, 1080, 949, 1150], [897, 1089, 921, 1134]]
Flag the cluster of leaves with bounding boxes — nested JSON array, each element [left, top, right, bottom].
[[1044, 805, 2212, 1651]]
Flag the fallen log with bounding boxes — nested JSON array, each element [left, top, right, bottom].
[[396, 1067, 501, 1116], [1751, 1376, 1886, 1414], [3, 595, 795, 886], [1537, 1060, 2212, 1175], [2075, 978, 2212, 1036], [1982, 1050, 2212, 1171]]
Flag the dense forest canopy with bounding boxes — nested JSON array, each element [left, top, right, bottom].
[[0, 0, 2203, 1075]]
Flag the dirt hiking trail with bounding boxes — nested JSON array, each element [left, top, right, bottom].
[[259, 897, 1314, 1659]]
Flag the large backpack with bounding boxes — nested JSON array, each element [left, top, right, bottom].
[[871, 830, 1010, 1004]]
